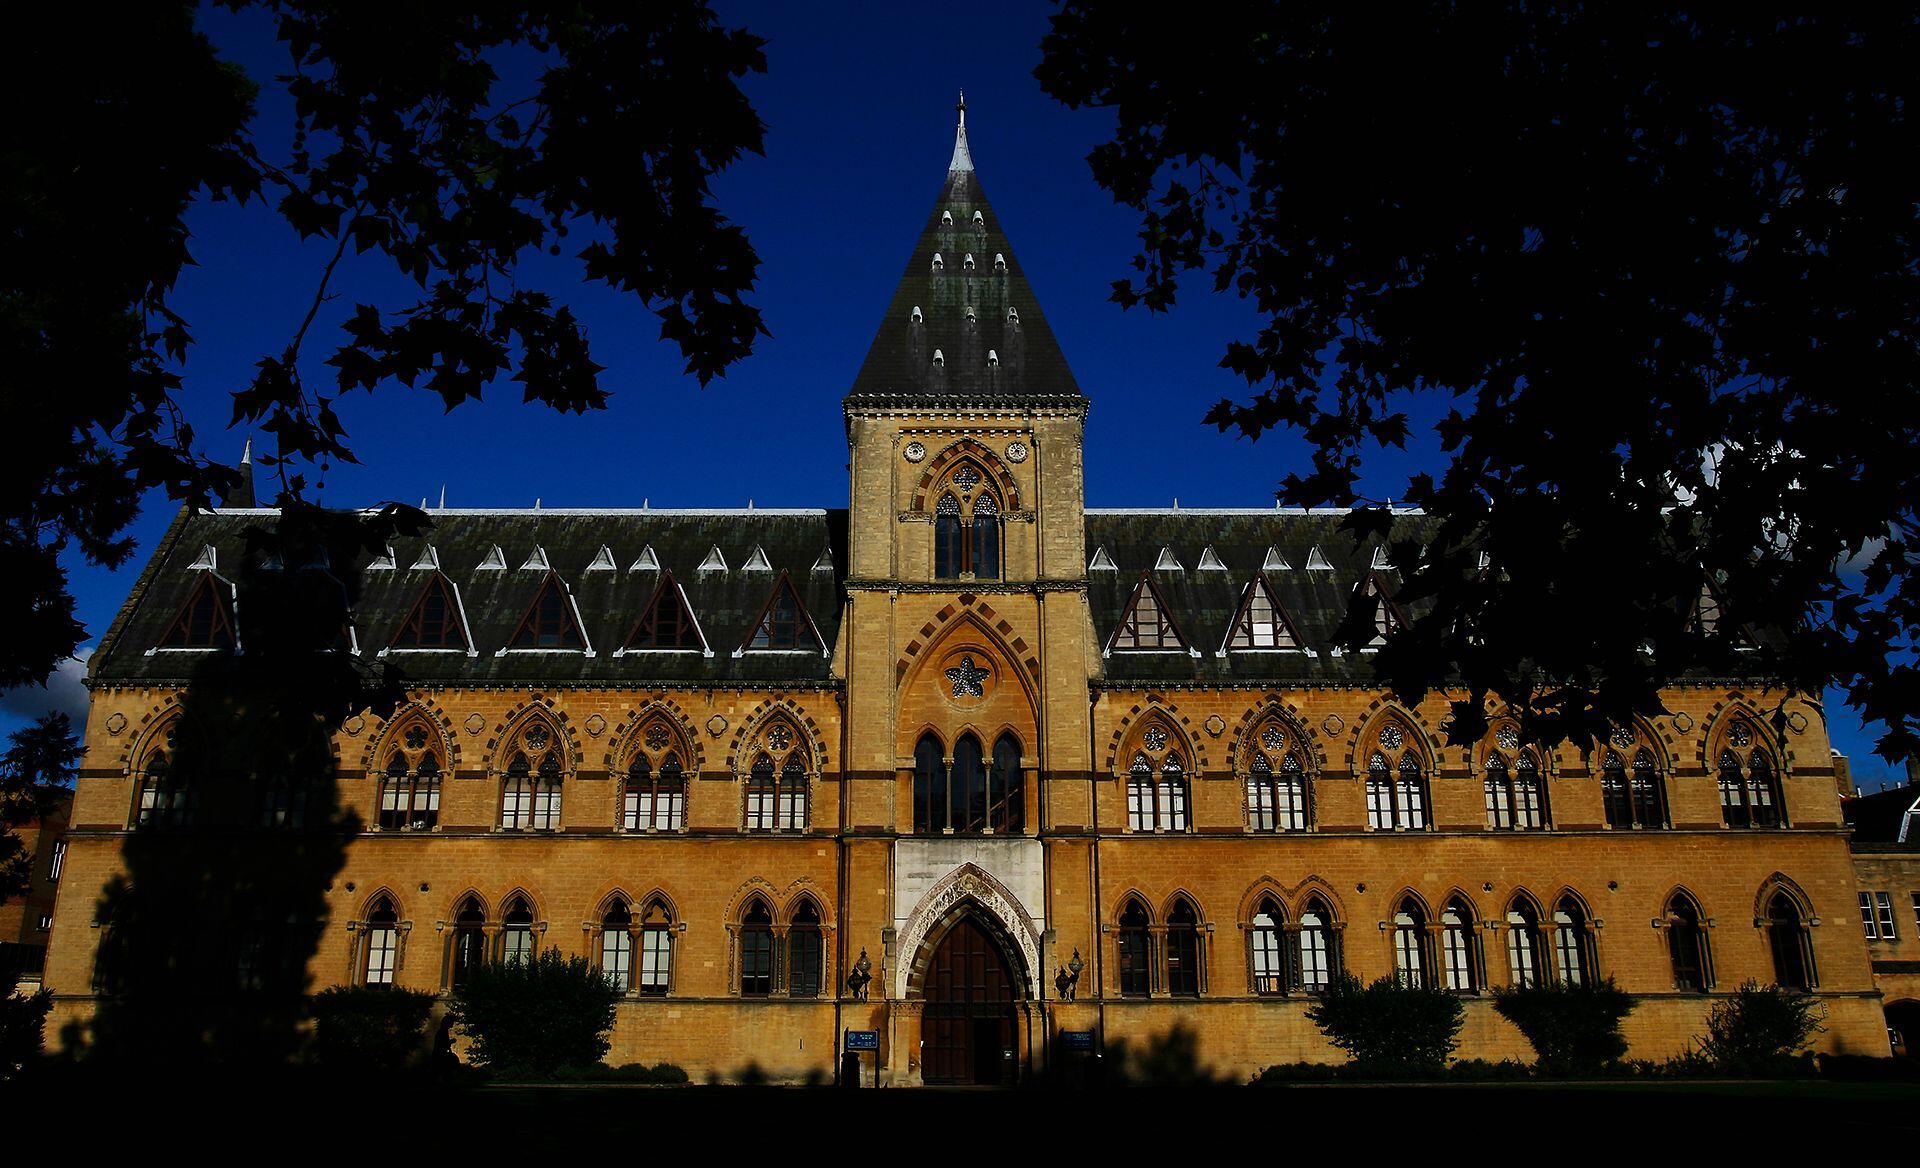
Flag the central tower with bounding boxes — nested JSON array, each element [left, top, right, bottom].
[[837, 96, 1097, 1084]]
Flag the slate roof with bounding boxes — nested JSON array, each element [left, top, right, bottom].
[[91, 508, 847, 687], [1085, 509, 1431, 685], [847, 97, 1082, 402], [1844, 781, 1920, 847]]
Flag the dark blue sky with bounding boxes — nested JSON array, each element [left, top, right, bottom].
[[5, 1, 1900, 786]]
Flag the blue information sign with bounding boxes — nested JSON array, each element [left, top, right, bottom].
[[844, 1029, 880, 1051], [1059, 1030, 1095, 1051]]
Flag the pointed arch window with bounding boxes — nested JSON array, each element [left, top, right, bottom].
[[389, 572, 468, 650], [1506, 899, 1546, 987], [1251, 898, 1287, 996], [990, 733, 1024, 834], [500, 896, 536, 965], [1127, 754, 1155, 832], [970, 493, 1001, 579], [1117, 899, 1153, 997], [1666, 894, 1711, 991], [1442, 899, 1478, 992], [1111, 573, 1185, 650], [379, 722, 441, 831], [449, 897, 485, 988], [624, 741, 686, 832], [1602, 746, 1668, 830], [1553, 898, 1594, 986], [789, 901, 824, 998], [639, 900, 673, 996], [746, 755, 778, 831], [601, 900, 634, 992], [134, 748, 190, 828], [743, 719, 809, 832], [1718, 728, 1782, 828], [509, 572, 587, 649], [1298, 898, 1338, 991], [362, 896, 399, 987], [914, 733, 945, 834], [1393, 899, 1431, 988], [1766, 893, 1815, 991], [159, 572, 237, 649], [1484, 747, 1547, 831], [1158, 753, 1189, 832], [1246, 722, 1310, 832], [1166, 900, 1203, 996], [1365, 722, 1428, 831], [740, 900, 774, 997], [950, 734, 986, 832], [931, 459, 1003, 580], [502, 745, 564, 831]]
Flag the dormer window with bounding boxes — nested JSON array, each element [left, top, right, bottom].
[[931, 252, 944, 272], [941, 210, 954, 225], [1007, 307, 1019, 324], [963, 253, 976, 270], [932, 349, 945, 367], [987, 350, 999, 367], [910, 305, 923, 323], [993, 253, 1007, 272], [964, 305, 976, 322], [972, 210, 984, 227]]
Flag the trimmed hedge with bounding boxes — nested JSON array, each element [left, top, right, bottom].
[[1492, 977, 1636, 1075], [310, 985, 437, 1071], [1303, 972, 1464, 1074]]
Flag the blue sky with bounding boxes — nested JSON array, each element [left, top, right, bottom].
[[2, 1, 1903, 788]]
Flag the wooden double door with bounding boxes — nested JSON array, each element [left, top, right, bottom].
[[921, 917, 1017, 1085]]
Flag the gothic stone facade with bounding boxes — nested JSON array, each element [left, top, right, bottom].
[[42, 109, 1892, 1082]]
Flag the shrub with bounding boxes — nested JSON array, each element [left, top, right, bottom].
[[1491, 977, 1636, 1075], [309, 986, 437, 1072], [1697, 980, 1825, 1075], [1304, 972, 1464, 1075], [1, 989, 52, 1081], [449, 948, 619, 1074]]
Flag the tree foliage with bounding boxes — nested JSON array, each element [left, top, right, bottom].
[[309, 985, 437, 1072], [1698, 980, 1825, 1075], [0, 0, 768, 690], [1492, 977, 1636, 1076], [1038, 6, 1920, 758], [1303, 972, 1464, 1074], [448, 948, 619, 1074], [0, 713, 79, 905]]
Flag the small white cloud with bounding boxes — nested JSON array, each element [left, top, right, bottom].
[[0, 647, 92, 733]]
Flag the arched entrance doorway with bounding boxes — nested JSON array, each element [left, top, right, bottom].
[[922, 916, 1017, 1084], [1888, 999, 1920, 1059]]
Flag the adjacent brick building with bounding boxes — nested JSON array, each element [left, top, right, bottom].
[[40, 102, 1896, 1081]]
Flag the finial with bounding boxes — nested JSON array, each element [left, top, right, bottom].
[[240, 435, 252, 465], [438, 484, 446, 509], [949, 90, 974, 173]]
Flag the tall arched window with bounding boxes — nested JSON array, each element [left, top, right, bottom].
[[1125, 721, 1191, 832], [1117, 899, 1153, 996], [1364, 719, 1427, 831], [1666, 893, 1711, 991], [951, 734, 986, 832], [449, 897, 485, 987], [789, 901, 823, 998], [1506, 898, 1545, 987], [601, 900, 634, 992], [914, 733, 945, 833], [1298, 898, 1338, 991], [1245, 719, 1310, 832], [1484, 740, 1547, 831], [501, 896, 535, 965], [623, 727, 687, 832], [502, 725, 565, 831], [1716, 718, 1782, 828], [935, 494, 963, 578], [1393, 898, 1430, 988], [1158, 753, 1189, 833], [970, 493, 1001, 579], [1251, 897, 1286, 995], [990, 733, 1024, 833], [1442, 898, 1478, 992], [740, 900, 774, 997], [1166, 900, 1203, 997], [1553, 897, 1593, 986], [931, 462, 1003, 580], [362, 896, 399, 987], [1127, 754, 1155, 832], [135, 748, 190, 828], [380, 748, 441, 832], [639, 900, 673, 996], [744, 720, 808, 832], [1767, 893, 1815, 991]]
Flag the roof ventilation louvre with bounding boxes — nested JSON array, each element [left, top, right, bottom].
[[585, 545, 617, 572], [1197, 546, 1228, 571], [941, 210, 954, 225], [910, 306, 923, 323], [993, 253, 1006, 271], [1007, 306, 1019, 323], [1370, 546, 1392, 570], [811, 546, 835, 573], [1154, 547, 1184, 572], [409, 545, 440, 571], [1477, 551, 1492, 571], [629, 545, 660, 572], [931, 252, 943, 271], [987, 350, 999, 367], [477, 545, 506, 571], [367, 545, 397, 571], [697, 545, 728, 572], [187, 544, 218, 571], [520, 546, 549, 572], [1262, 546, 1291, 572], [1089, 546, 1117, 571], [963, 253, 975, 270], [972, 210, 985, 226], [1305, 546, 1333, 571], [743, 545, 772, 572], [932, 349, 945, 367], [964, 305, 976, 322]]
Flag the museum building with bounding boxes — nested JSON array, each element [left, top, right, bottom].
[[41, 102, 1891, 1082]]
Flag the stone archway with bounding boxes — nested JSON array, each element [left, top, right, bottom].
[[894, 862, 1041, 1001]]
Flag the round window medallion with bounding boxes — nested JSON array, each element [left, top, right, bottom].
[[1204, 714, 1226, 738], [903, 441, 926, 463], [404, 726, 428, 751], [1260, 726, 1286, 751], [1143, 726, 1169, 752], [585, 714, 608, 738], [1005, 440, 1029, 463], [1495, 725, 1518, 751], [524, 725, 550, 750], [1609, 726, 1635, 748], [1728, 720, 1752, 748], [1379, 724, 1405, 750], [1787, 711, 1808, 734], [1671, 712, 1694, 733], [643, 722, 669, 749], [945, 655, 989, 699], [767, 724, 794, 751]]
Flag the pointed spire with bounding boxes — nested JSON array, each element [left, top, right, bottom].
[[949, 90, 973, 173]]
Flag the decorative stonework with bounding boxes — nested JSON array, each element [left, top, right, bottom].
[[1787, 711, 1808, 734], [344, 716, 365, 736], [1205, 715, 1226, 738], [464, 713, 485, 736], [1004, 440, 1029, 463], [894, 863, 1040, 1000], [105, 712, 127, 736], [1322, 714, 1344, 736], [1671, 712, 1694, 733], [585, 714, 608, 738], [707, 714, 728, 737], [904, 441, 926, 463]]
